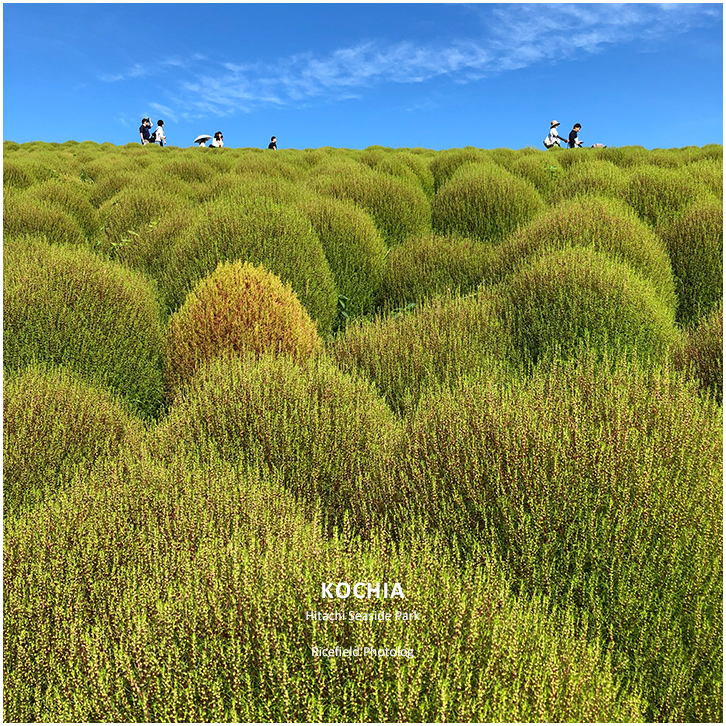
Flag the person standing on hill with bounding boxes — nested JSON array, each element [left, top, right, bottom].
[[152, 119, 166, 147], [211, 131, 224, 147], [544, 120, 567, 149], [568, 123, 583, 148], [268, 136, 277, 150], [139, 117, 151, 145]]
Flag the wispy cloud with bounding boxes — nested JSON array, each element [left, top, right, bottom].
[[99, 3, 720, 119]]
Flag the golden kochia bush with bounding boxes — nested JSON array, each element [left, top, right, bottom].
[[165, 260, 321, 394]]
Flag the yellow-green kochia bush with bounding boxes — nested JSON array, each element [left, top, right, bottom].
[[3, 193, 86, 247], [330, 292, 511, 416], [549, 159, 629, 203], [487, 195, 677, 313], [155, 354, 399, 533], [308, 159, 431, 247], [3, 237, 165, 418], [2, 451, 642, 723], [432, 162, 543, 244], [396, 355, 722, 722], [378, 232, 492, 306], [3, 365, 143, 518], [165, 261, 321, 396], [656, 196, 723, 325], [494, 246, 678, 368], [161, 195, 338, 333], [302, 196, 386, 322], [672, 300, 723, 404]]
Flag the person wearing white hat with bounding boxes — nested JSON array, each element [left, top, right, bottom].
[[544, 120, 567, 149]]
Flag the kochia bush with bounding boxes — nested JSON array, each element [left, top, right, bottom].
[[494, 246, 678, 368], [3, 365, 143, 518], [4, 237, 165, 418], [487, 195, 677, 313], [161, 195, 338, 333], [432, 162, 543, 244], [164, 261, 322, 396]]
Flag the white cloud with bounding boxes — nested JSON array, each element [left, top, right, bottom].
[[99, 3, 720, 118]]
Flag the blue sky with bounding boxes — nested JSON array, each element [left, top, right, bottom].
[[3, 2, 723, 150]]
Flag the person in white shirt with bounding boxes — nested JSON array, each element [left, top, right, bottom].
[[544, 120, 567, 149], [152, 119, 166, 147], [211, 131, 224, 147]]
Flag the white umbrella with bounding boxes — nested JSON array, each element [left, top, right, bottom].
[[193, 134, 212, 145]]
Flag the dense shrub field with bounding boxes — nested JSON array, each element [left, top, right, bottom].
[[3, 140, 723, 723]]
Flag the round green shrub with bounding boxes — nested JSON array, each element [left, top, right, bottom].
[[551, 159, 629, 203], [684, 157, 723, 198], [4, 237, 165, 418], [398, 356, 722, 722], [623, 165, 702, 226], [25, 178, 100, 239], [308, 159, 431, 247], [379, 232, 492, 306], [165, 261, 322, 395], [429, 147, 490, 191], [672, 301, 723, 403], [656, 196, 723, 325], [487, 196, 677, 313], [494, 247, 678, 367], [358, 149, 430, 194], [302, 195, 386, 321], [3, 365, 143, 518], [97, 184, 190, 251], [330, 291, 510, 416], [432, 162, 543, 244], [162, 195, 337, 333], [156, 354, 399, 531], [3, 193, 85, 246], [509, 153, 563, 198], [3, 161, 32, 189]]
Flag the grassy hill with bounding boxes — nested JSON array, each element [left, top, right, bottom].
[[3, 140, 723, 722]]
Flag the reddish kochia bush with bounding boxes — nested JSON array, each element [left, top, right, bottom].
[[165, 260, 321, 396]]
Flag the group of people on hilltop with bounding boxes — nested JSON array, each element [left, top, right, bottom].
[[139, 118, 166, 146], [139, 117, 277, 150], [544, 120, 582, 149]]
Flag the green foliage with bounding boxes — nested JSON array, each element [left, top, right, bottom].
[[656, 196, 723, 325], [4, 237, 165, 418], [550, 158, 629, 203], [623, 165, 704, 226], [396, 355, 722, 722], [303, 196, 386, 321], [379, 232, 492, 306], [494, 247, 678, 368], [432, 162, 543, 244], [672, 301, 723, 404], [160, 195, 338, 333], [2, 140, 721, 723], [3, 451, 641, 723], [4, 193, 86, 246], [165, 261, 322, 396], [155, 354, 399, 532], [3, 366, 143, 518], [309, 159, 431, 247], [331, 292, 511, 416], [487, 195, 677, 313], [429, 147, 490, 191]]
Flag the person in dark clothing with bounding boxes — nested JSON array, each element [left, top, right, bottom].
[[568, 123, 583, 148], [268, 136, 277, 150], [139, 117, 151, 145]]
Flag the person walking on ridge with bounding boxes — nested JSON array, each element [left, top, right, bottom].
[[139, 117, 151, 145], [268, 136, 277, 150], [544, 120, 567, 149], [568, 123, 583, 148]]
